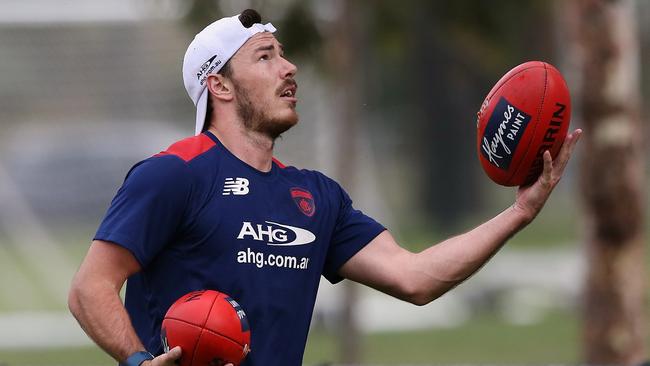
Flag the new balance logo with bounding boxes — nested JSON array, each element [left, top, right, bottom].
[[223, 177, 250, 195]]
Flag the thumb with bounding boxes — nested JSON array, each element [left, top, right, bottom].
[[166, 346, 182, 360], [147, 346, 182, 366]]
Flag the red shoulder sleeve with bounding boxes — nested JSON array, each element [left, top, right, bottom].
[[154, 134, 216, 163]]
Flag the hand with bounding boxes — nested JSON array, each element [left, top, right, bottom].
[[513, 129, 582, 222], [141, 346, 234, 366], [142, 346, 182, 366]]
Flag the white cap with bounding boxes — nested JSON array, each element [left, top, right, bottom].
[[182, 14, 276, 135]]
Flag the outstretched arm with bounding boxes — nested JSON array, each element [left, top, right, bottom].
[[339, 129, 582, 305]]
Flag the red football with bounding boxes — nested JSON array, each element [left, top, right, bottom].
[[476, 61, 571, 186], [161, 290, 251, 366]]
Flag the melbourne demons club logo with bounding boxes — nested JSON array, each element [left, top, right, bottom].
[[290, 187, 316, 217]]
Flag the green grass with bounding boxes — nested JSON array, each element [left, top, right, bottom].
[[304, 311, 580, 365], [0, 311, 579, 366], [0, 346, 113, 366], [364, 312, 579, 364]]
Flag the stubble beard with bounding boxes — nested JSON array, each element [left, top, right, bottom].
[[235, 84, 298, 141]]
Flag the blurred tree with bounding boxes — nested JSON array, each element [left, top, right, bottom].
[[183, 0, 223, 32], [277, 2, 323, 61], [566, 0, 648, 364], [322, 0, 368, 363]]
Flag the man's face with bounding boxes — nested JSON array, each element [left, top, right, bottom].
[[227, 32, 298, 139]]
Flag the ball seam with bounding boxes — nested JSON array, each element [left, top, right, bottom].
[[165, 317, 247, 365], [506, 63, 549, 185], [201, 326, 248, 363], [190, 293, 220, 366], [485, 63, 545, 101], [163, 317, 246, 346]]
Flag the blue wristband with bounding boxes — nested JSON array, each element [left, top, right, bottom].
[[119, 351, 154, 366]]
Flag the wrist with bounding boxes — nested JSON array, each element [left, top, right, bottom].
[[509, 202, 535, 226]]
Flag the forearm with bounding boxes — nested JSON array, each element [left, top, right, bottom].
[[410, 204, 530, 303], [342, 130, 581, 306], [68, 277, 145, 362], [340, 205, 532, 306]]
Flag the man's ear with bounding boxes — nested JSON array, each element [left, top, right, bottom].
[[206, 74, 233, 102]]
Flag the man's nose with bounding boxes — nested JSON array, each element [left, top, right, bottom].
[[282, 58, 297, 79]]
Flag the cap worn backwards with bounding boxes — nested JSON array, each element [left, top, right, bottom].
[[182, 10, 276, 135]]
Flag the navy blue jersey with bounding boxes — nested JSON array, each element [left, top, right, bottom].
[[95, 131, 385, 366]]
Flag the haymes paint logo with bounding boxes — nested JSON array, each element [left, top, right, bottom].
[[481, 97, 531, 170]]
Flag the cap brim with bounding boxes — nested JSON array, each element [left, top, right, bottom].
[[194, 89, 208, 135]]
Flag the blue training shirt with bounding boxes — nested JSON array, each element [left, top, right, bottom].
[[95, 131, 385, 366]]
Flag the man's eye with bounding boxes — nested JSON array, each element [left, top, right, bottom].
[[259, 54, 269, 61]]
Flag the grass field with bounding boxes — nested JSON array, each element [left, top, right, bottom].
[[0, 311, 581, 365], [309, 311, 581, 365]]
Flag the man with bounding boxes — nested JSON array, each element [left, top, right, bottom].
[[68, 9, 582, 366]]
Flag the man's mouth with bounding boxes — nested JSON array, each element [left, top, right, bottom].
[[280, 89, 295, 97], [279, 81, 298, 101]]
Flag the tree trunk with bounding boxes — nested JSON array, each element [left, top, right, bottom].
[[569, 0, 648, 364], [325, 0, 367, 364]]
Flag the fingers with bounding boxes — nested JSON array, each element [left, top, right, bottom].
[[565, 128, 582, 152], [542, 129, 582, 182], [554, 129, 582, 171], [540, 150, 553, 186], [537, 129, 581, 189], [153, 346, 182, 365], [167, 346, 182, 360]]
